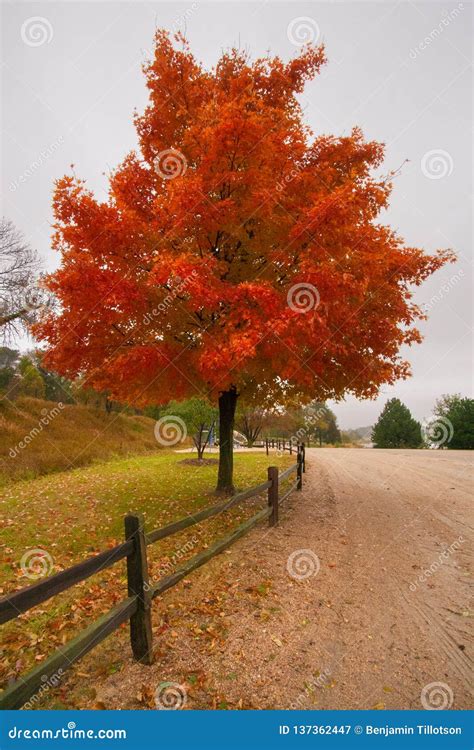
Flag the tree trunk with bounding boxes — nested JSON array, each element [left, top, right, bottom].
[[216, 386, 238, 493], [195, 427, 204, 461]]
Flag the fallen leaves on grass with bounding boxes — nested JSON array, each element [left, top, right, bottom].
[[0, 452, 292, 703]]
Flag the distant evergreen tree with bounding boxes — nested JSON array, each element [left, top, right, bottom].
[[372, 398, 422, 448], [432, 394, 474, 449]]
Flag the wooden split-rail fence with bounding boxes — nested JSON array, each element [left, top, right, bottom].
[[0, 444, 306, 709], [261, 438, 306, 459]]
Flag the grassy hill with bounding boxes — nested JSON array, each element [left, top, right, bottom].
[[0, 397, 160, 484]]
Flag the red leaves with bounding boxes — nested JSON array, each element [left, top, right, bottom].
[[34, 29, 454, 408]]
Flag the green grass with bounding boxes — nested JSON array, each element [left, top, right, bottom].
[[0, 450, 292, 694]]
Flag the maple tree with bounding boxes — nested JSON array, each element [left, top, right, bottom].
[[35, 30, 453, 491]]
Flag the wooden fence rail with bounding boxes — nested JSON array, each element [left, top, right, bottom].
[[0, 446, 305, 710], [0, 542, 133, 625], [261, 438, 305, 465]]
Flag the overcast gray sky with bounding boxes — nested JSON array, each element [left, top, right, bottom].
[[1, 1, 472, 428]]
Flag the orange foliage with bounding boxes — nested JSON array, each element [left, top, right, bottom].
[[35, 31, 453, 407]]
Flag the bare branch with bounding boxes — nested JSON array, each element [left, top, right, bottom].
[[0, 218, 44, 343]]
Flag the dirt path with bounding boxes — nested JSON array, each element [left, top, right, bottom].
[[96, 449, 473, 710]]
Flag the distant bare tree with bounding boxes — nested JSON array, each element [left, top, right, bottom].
[[0, 218, 45, 341], [236, 406, 267, 448]]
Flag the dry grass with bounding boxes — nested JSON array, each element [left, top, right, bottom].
[[0, 397, 160, 484]]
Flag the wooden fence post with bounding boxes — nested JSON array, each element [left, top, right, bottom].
[[265, 438, 269, 456], [301, 442, 306, 473], [297, 452, 303, 490], [289, 441, 293, 455], [267, 466, 279, 527], [124, 513, 153, 664]]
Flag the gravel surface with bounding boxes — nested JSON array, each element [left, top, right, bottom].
[[96, 448, 473, 710]]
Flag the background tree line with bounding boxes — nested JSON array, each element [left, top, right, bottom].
[[372, 396, 474, 450], [3, 345, 472, 452]]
